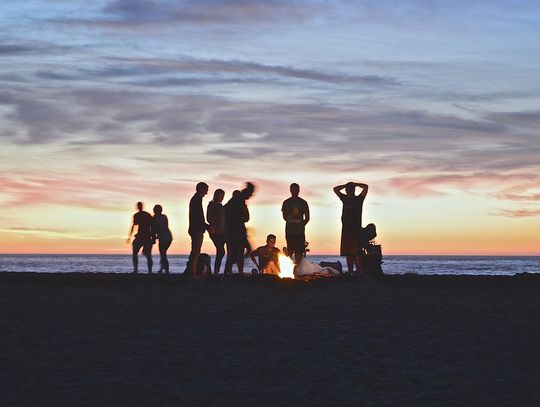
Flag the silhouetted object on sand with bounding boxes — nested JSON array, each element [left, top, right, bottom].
[[319, 261, 343, 273], [188, 182, 210, 279], [207, 189, 226, 275], [127, 201, 154, 274], [334, 182, 368, 274], [363, 240, 383, 278], [224, 182, 255, 275], [185, 253, 212, 278], [281, 183, 310, 267], [153, 204, 173, 274]]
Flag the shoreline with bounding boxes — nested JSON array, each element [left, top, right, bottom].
[[2, 270, 540, 282]]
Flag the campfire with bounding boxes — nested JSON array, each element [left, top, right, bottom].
[[278, 253, 295, 279]]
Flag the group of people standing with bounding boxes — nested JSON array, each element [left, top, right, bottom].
[[127, 180, 369, 276]]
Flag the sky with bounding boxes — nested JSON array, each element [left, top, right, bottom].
[[0, 0, 539, 255]]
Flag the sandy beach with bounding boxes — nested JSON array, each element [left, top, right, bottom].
[[2, 272, 540, 406]]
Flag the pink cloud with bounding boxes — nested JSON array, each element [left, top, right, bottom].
[[0, 166, 194, 210], [493, 208, 540, 218], [380, 172, 540, 198]]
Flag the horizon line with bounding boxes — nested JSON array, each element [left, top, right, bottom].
[[0, 253, 538, 257]]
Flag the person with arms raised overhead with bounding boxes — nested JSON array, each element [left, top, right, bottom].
[[334, 181, 368, 274], [153, 204, 173, 274], [281, 183, 310, 266], [126, 201, 154, 274], [188, 182, 210, 279]]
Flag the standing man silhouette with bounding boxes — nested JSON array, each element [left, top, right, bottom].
[[188, 182, 209, 279], [223, 182, 255, 275], [127, 201, 154, 274], [207, 188, 226, 275], [153, 204, 173, 274], [281, 183, 310, 265]]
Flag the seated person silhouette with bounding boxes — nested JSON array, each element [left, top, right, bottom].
[[250, 234, 281, 275]]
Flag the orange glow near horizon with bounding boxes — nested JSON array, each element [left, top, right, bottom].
[[0, 176, 539, 256], [0, 199, 538, 256]]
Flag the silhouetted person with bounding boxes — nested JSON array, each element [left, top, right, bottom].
[[334, 182, 368, 274], [250, 234, 281, 275], [188, 182, 209, 279], [224, 182, 255, 275], [281, 183, 309, 265], [207, 188, 226, 275], [153, 204, 173, 274], [126, 201, 154, 274]]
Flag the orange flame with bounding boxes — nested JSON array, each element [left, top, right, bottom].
[[278, 253, 295, 279]]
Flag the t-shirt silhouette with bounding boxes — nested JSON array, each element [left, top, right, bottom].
[[134, 211, 153, 240]]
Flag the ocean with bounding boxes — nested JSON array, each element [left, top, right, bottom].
[[0, 254, 539, 275]]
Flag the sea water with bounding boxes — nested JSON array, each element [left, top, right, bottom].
[[0, 254, 539, 275]]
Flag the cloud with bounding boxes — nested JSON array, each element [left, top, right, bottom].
[[2, 80, 539, 192], [0, 44, 39, 55], [486, 111, 540, 129], [7, 227, 72, 233], [498, 192, 540, 202], [493, 208, 540, 218], [102, 0, 325, 25], [0, 164, 194, 210], [34, 57, 398, 88], [380, 172, 540, 198], [47, 0, 330, 30]]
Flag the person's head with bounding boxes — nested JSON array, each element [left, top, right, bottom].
[[266, 234, 276, 248], [196, 182, 209, 197], [213, 188, 225, 203], [153, 204, 162, 215], [345, 182, 355, 197], [232, 190, 241, 198], [243, 182, 255, 200], [290, 183, 300, 198], [136, 201, 143, 211]]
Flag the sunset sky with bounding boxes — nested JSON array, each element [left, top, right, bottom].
[[1, 0, 539, 255]]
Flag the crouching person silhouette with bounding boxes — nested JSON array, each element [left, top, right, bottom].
[[250, 234, 281, 275], [127, 201, 154, 274]]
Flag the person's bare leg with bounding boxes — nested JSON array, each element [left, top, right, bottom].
[[191, 255, 200, 279], [346, 256, 354, 273], [214, 246, 224, 275], [132, 253, 138, 273], [146, 252, 153, 274], [354, 255, 363, 274], [238, 247, 244, 274]]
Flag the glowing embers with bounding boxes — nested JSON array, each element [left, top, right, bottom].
[[278, 253, 295, 279]]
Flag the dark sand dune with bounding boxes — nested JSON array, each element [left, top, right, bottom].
[[2, 272, 540, 406]]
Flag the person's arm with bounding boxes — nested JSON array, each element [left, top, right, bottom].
[[250, 250, 260, 271], [206, 202, 214, 226], [303, 201, 310, 225], [206, 203, 216, 234], [333, 184, 347, 199], [126, 215, 135, 243], [150, 217, 156, 244], [356, 183, 369, 198], [243, 204, 250, 223], [281, 201, 288, 221]]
